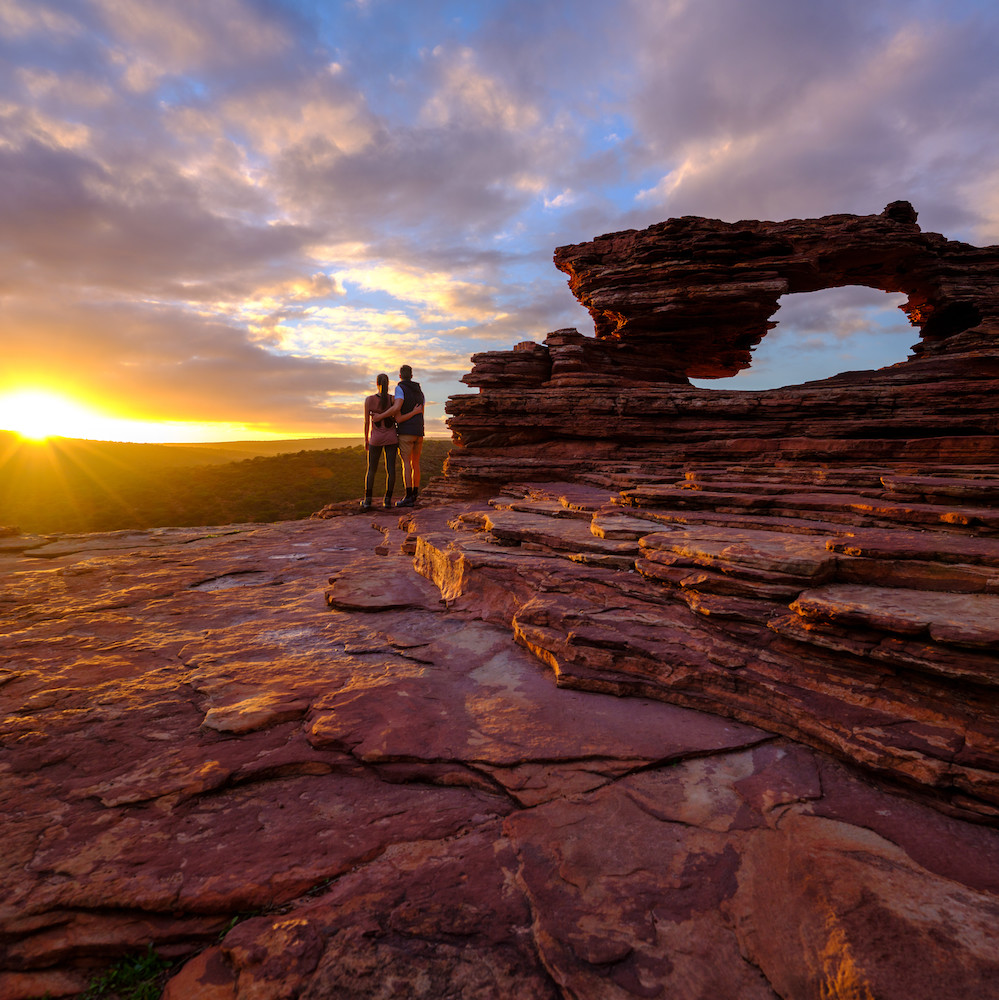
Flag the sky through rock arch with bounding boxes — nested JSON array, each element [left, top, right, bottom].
[[689, 287, 914, 391]]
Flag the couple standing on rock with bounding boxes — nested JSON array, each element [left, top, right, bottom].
[[361, 364, 425, 510]]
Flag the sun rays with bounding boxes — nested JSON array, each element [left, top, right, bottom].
[[0, 390, 105, 442], [0, 388, 325, 444]]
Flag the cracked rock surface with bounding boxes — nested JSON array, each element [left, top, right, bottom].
[[3, 511, 998, 999]]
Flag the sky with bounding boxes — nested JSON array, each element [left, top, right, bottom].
[[1, 0, 998, 442]]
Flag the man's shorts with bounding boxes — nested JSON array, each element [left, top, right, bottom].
[[398, 435, 423, 462]]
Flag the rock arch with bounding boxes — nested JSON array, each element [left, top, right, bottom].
[[442, 202, 999, 487], [552, 201, 994, 381]]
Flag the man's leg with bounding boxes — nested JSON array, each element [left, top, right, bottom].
[[396, 436, 416, 506], [410, 437, 424, 488], [407, 437, 424, 503], [398, 436, 415, 488]]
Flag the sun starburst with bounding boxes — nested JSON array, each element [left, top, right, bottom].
[[0, 390, 106, 441]]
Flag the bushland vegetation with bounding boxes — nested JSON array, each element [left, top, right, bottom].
[[0, 432, 451, 534]]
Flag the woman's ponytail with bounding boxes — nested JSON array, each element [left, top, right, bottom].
[[375, 373, 390, 427]]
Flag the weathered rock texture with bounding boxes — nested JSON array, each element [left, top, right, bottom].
[[2, 514, 999, 999], [552, 199, 998, 379], [429, 203, 999, 825]]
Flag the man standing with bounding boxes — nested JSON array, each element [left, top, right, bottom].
[[393, 364, 425, 507]]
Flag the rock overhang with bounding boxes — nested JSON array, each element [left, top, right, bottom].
[[552, 201, 998, 380]]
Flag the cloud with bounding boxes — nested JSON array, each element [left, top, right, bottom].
[[220, 72, 376, 161], [0, 0, 81, 39], [0, 132, 314, 300], [333, 263, 502, 322], [625, 0, 999, 238], [0, 294, 368, 430], [92, 0, 292, 81], [420, 44, 541, 132]]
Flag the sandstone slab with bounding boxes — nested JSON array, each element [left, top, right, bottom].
[[791, 585, 999, 646]]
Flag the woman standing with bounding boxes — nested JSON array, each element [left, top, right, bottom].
[[361, 373, 398, 509]]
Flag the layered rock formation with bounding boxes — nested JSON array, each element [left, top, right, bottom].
[[444, 203, 999, 484], [428, 203, 999, 823], [412, 474, 999, 817]]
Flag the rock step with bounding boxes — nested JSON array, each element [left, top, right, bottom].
[[790, 585, 999, 650], [677, 479, 888, 497], [677, 465, 999, 488], [604, 505, 878, 537], [881, 474, 999, 504], [490, 499, 593, 521], [454, 509, 638, 558], [637, 527, 999, 603], [676, 473, 999, 506], [502, 480, 634, 511], [827, 528, 999, 567], [619, 485, 999, 534], [682, 470, 890, 490]]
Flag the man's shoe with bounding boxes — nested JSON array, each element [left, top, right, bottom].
[[395, 495, 414, 507], [359, 498, 372, 510]]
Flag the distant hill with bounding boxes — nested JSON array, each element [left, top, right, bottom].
[[161, 437, 367, 463], [0, 432, 452, 534]]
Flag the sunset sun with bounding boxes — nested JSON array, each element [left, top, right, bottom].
[[0, 390, 106, 441]]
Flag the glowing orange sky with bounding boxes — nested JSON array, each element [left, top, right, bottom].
[[0, 389, 323, 444]]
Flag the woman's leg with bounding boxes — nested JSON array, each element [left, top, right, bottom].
[[364, 445, 382, 500], [383, 445, 397, 505]]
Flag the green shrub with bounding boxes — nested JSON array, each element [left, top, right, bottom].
[[82, 946, 171, 1000]]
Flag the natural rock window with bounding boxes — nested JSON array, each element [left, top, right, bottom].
[[689, 286, 913, 390]]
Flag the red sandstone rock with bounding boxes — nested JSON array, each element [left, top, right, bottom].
[[552, 201, 999, 379], [437, 205, 999, 498], [4, 512, 997, 998], [413, 478, 999, 819]]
